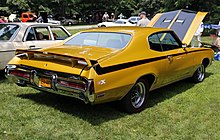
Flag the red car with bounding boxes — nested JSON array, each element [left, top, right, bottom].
[[21, 12, 36, 22]]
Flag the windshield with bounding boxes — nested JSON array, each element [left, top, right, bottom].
[[64, 32, 132, 49], [0, 24, 19, 41]]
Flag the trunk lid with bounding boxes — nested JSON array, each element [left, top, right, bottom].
[[40, 45, 119, 61], [15, 45, 119, 75]]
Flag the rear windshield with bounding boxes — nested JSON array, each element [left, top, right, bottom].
[[0, 24, 19, 41], [64, 32, 132, 49]]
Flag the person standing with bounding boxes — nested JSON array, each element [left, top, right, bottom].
[[102, 12, 109, 22], [214, 34, 220, 50], [0, 16, 6, 23], [137, 11, 150, 27], [111, 13, 115, 21], [192, 22, 204, 47]]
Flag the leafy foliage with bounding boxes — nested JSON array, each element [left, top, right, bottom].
[[1, 0, 219, 23]]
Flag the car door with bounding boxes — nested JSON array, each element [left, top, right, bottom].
[[23, 26, 57, 49], [159, 32, 192, 83], [148, 31, 193, 85]]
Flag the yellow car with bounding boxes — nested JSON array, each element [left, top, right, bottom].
[[5, 10, 214, 113]]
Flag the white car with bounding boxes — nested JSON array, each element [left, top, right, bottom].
[[0, 22, 71, 70], [128, 16, 140, 24], [47, 18, 61, 24], [97, 19, 136, 27]]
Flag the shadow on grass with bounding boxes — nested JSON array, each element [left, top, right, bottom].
[[0, 70, 6, 82], [18, 92, 126, 125], [148, 72, 213, 107], [17, 72, 213, 125]]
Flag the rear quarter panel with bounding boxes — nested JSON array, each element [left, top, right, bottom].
[[187, 48, 214, 74]]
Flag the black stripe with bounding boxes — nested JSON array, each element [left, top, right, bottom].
[[91, 49, 209, 75]]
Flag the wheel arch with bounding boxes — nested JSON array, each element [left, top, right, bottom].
[[136, 73, 156, 89], [202, 58, 210, 68]]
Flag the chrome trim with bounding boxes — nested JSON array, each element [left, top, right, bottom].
[[5, 65, 95, 103], [51, 74, 57, 91]]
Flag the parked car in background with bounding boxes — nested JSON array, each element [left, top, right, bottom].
[[59, 17, 78, 26], [47, 18, 61, 24], [0, 23, 71, 70], [36, 16, 61, 24], [21, 12, 37, 22], [128, 16, 140, 24], [97, 19, 136, 27]]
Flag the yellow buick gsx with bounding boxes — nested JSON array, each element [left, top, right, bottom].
[[5, 10, 214, 113]]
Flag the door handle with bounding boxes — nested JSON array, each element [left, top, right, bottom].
[[167, 55, 173, 62], [29, 45, 35, 49]]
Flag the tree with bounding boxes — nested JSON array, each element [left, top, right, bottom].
[[2, 0, 219, 23]]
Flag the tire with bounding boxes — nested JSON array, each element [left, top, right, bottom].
[[121, 79, 149, 113], [100, 25, 106, 27], [191, 63, 205, 83]]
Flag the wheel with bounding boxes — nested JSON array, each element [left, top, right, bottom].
[[68, 22, 72, 26], [191, 63, 205, 83], [121, 79, 149, 113], [100, 25, 106, 27]]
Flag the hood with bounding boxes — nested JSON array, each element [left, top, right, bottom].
[[148, 9, 207, 45]]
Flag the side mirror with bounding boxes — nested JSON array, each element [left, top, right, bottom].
[[182, 44, 187, 48]]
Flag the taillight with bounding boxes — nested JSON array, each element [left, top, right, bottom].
[[9, 70, 30, 79], [58, 80, 86, 91], [88, 80, 94, 95]]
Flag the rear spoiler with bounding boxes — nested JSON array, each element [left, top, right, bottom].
[[15, 49, 93, 67]]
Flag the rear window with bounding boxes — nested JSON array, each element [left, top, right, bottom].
[[64, 32, 132, 49], [0, 24, 19, 41]]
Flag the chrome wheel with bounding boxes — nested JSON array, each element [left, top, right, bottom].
[[196, 64, 205, 82], [121, 79, 149, 113], [131, 82, 146, 109], [192, 64, 205, 83]]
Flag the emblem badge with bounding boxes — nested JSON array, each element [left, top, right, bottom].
[[98, 79, 106, 85]]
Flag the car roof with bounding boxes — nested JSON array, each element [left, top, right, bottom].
[[0, 22, 61, 28], [0, 22, 66, 42], [81, 26, 171, 36]]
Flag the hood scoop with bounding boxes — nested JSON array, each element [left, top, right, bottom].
[[148, 9, 207, 45]]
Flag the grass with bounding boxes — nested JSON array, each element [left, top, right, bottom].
[[68, 29, 82, 35], [0, 34, 219, 139]]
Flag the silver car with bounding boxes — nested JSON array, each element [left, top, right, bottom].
[[0, 22, 71, 70]]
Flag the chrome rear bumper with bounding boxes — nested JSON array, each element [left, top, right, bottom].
[[5, 65, 95, 104]]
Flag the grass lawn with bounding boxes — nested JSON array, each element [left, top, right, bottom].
[[68, 29, 82, 35], [0, 32, 219, 139]]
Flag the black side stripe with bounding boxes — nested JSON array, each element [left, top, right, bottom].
[[91, 49, 210, 75]]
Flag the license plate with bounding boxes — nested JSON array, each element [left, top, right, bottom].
[[39, 78, 51, 88]]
